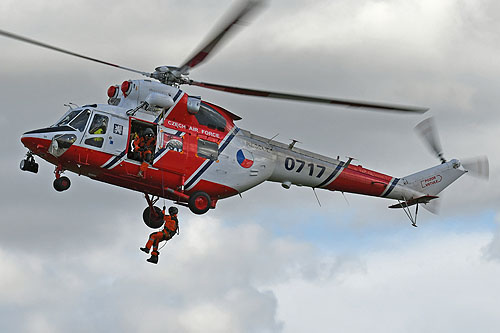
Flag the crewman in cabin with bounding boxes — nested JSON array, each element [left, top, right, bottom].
[[133, 127, 156, 178], [140, 206, 179, 264]]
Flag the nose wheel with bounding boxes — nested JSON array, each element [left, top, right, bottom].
[[53, 165, 71, 192], [53, 176, 71, 192]]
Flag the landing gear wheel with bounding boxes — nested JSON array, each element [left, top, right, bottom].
[[188, 191, 211, 215], [53, 176, 71, 192], [143, 206, 164, 229]]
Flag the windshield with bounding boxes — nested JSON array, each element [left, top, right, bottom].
[[54, 109, 82, 127], [69, 109, 92, 132]]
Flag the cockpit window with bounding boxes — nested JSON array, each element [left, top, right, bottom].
[[54, 109, 82, 127], [89, 114, 109, 134], [69, 109, 91, 132], [194, 103, 226, 132]]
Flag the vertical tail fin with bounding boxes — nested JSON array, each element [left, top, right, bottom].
[[402, 159, 466, 196]]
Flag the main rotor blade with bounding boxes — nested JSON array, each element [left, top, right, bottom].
[[0, 29, 151, 77], [188, 80, 429, 113], [177, 0, 264, 75], [415, 117, 446, 162]]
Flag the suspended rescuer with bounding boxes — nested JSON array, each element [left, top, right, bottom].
[[133, 127, 156, 178], [140, 206, 179, 264]]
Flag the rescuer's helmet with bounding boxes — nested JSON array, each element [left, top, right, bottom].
[[168, 206, 179, 215], [144, 127, 154, 138]]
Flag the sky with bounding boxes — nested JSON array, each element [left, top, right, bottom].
[[1, 0, 500, 332]]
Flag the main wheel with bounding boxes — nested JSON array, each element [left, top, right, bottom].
[[53, 176, 71, 192], [188, 191, 211, 215], [143, 206, 164, 229]]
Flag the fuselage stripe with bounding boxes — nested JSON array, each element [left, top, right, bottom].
[[24, 126, 76, 135], [102, 149, 127, 169], [382, 178, 400, 197], [154, 148, 166, 160], [184, 127, 240, 190], [173, 90, 182, 102], [317, 161, 345, 188], [154, 90, 184, 123]]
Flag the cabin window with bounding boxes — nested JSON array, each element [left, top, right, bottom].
[[194, 103, 226, 132], [197, 139, 218, 161], [69, 109, 91, 132], [85, 137, 103, 148]]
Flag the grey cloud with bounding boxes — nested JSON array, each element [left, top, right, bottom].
[[0, 217, 362, 332]]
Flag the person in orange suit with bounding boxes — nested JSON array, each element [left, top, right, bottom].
[[140, 206, 179, 264], [133, 127, 156, 178]]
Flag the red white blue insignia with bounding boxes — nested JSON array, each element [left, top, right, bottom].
[[236, 149, 254, 168]]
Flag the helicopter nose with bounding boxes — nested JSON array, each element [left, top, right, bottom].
[[21, 131, 51, 154]]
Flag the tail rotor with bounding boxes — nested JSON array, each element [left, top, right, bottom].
[[414, 116, 489, 179], [461, 156, 489, 180]]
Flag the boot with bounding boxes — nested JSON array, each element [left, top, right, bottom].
[[137, 162, 148, 178], [140, 247, 149, 254], [147, 255, 158, 264]]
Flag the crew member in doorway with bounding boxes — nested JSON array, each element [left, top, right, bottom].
[[140, 206, 179, 264], [134, 127, 156, 178]]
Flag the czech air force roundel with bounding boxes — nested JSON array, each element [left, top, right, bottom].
[[236, 149, 254, 168]]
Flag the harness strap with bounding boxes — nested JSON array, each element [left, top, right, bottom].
[[162, 227, 175, 239]]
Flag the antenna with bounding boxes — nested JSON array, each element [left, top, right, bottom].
[[341, 191, 350, 206], [312, 188, 322, 207], [267, 133, 279, 143]]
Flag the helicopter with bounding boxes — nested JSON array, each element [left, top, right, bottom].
[[3, 0, 488, 228]]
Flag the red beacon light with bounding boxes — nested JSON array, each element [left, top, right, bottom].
[[121, 80, 132, 97], [107, 85, 119, 98]]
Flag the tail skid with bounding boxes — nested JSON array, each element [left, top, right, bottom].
[[389, 195, 439, 227]]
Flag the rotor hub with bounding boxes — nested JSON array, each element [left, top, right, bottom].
[[150, 66, 188, 85]]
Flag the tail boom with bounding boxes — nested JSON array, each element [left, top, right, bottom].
[[243, 131, 466, 205]]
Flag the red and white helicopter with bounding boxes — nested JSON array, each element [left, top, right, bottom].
[[3, 0, 488, 227]]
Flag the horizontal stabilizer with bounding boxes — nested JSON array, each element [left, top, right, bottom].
[[388, 195, 439, 209]]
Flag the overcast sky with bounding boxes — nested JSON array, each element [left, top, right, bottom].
[[1, 0, 500, 332]]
